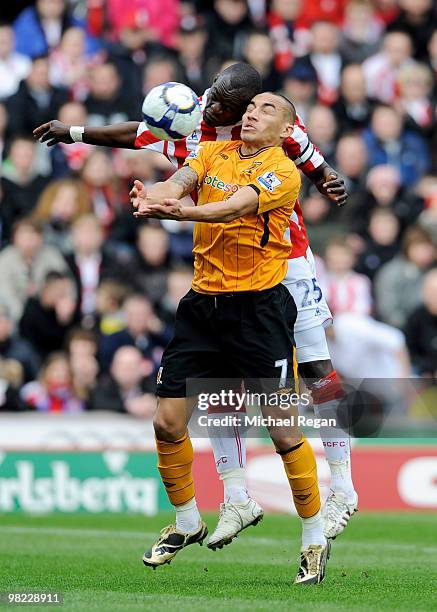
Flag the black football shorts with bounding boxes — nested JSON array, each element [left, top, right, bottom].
[[156, 283, 297, 398]]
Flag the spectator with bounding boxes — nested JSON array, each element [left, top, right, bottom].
[[303, 21, 343, 105], [20, 351, 83, 412], [375, 226, 436, 329], [142, 56, 183, 95], [299, 0, 345, 28], [108, 12, 171, 104], [19, 271, 77, 359], [395, 62, 434, 135], [49, 27, 100, 100], [243, 30, 281, 93], [387, 0, 436, 61], [324, 236, 373, 316], [0, 103, 8, 160], [33, 178, 91, 253], [0, 303, 40, 382], [405, 268, 437, 376], [95, 280, 129, 336], [326, 312, 410, 379], [6, 55, 69, 134], [84, 62, 138, 127], [98, 294, 166, 372], [90, 346, 155, 418], [267, 0, 309, 73], [50, 101, 92, 177], [363, 105, 431, 187], [362, 31, 413, 103], [333, 64, 375, 132], [0, 23, 31, 100], [176, 18, 208, 95], [417, 175, 437, 245], [0, 136, 50, 242], [340, 0, 383, 64], [66, 328, 99, 405], [0, 218, 67, 321], [205, 0, 253, 68], [345, 165, 423, 238], [88, 0, 180, 48], [355, 207, 400, 280], [131, 223, 174, 302], [281, 61, 318, 124], [335, 133, 368, 194], [0, 357, 25, 412], [157, 266, 194, 330], [13, 0, 94, 59], [306, 105, 338, 168], [303, 190, 347, 255], [79, 150, 118, 231], [65, 214, 125, 322], [428, 29, 437, 84]]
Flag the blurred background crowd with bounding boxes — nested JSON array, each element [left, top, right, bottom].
[[0, 0, 436, 417]]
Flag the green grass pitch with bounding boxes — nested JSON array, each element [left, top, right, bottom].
[[1, 512, 436, 611]]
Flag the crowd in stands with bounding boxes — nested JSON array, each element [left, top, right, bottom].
[[0, 0, 436, 416]]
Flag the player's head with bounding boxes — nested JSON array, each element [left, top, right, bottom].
[[240, 92, 295, 147], [203, 62, 262, 127]]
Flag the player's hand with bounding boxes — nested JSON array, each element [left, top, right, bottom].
[[320, 172, 348, 207], [133, 198, 184, 220], [33, 120, 73, 146], [130, 179, 147, 211]]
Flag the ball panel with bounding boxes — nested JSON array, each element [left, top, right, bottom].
[[142, 82, 202, 141]]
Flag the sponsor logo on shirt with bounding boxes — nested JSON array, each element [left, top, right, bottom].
[[203, 173, 240, 194]]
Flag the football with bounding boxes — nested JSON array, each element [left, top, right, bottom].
[[142, 82, 202, 141]]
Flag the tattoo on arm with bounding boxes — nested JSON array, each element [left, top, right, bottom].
[[168, 167, 198, 198]]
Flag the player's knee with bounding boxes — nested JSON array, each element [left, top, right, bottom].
[[153, 413, 185, 442], [270, 432, 303, 453]]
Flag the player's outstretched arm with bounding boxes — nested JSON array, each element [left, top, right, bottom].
[[33, 120, 141, 148], [131, 167, 199, 216], [134, 186, 259, 223]]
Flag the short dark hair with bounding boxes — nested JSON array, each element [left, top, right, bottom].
[[44, 270, 71, 286], [221, 62, 262, 102], [273, 93, 296, 123], [12, 216, 42, 237]]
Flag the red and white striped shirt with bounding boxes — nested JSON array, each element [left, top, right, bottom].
[[134, 89, 325, 259]]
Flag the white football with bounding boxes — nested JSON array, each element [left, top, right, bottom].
[[142, 82, 202, 141]]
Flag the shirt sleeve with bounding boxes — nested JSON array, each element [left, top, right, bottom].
[[251, 160, 301, 214], [134, 122, 165, 154], [183, 143, 209, 183], [283, 114, 325, 174]]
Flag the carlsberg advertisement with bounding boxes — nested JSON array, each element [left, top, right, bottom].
[[0, 453, 171, 514]]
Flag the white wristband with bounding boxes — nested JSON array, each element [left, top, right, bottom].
[[70, 125, 85, 143]]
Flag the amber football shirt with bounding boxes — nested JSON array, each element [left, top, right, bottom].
[[184, 140, 301, 294]]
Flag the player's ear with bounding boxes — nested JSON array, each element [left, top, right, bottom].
[[280, 122, 293, 140]]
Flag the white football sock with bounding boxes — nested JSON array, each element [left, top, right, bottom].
[[220, 467, 249, 504], [301, 510, 326, 547], [314, 400, 356, 500], [175, 498, 201, 533], [208, 412, 246, 470]]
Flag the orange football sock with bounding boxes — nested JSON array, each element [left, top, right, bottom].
[[156, 432, 195, 506], [279, 436, 321, 518]]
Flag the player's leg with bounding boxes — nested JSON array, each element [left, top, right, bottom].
[[143, 395, 208, 568], [297, 327, 358, 539], [142, 290, 221, 568], [226, 285, 330, 584]]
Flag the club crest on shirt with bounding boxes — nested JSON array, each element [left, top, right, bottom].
[[242, 161, 262, 175], [257, 171, 282, 192]]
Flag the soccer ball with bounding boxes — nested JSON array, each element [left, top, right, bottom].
[[142, 82, 202, 141]]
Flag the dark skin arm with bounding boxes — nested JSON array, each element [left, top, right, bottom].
[[33, 120, 140, 149], [305, 161, 348, 207], [33, 121, 348, 204]]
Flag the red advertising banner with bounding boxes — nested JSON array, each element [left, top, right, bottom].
[[192, 445, 437, 512]]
